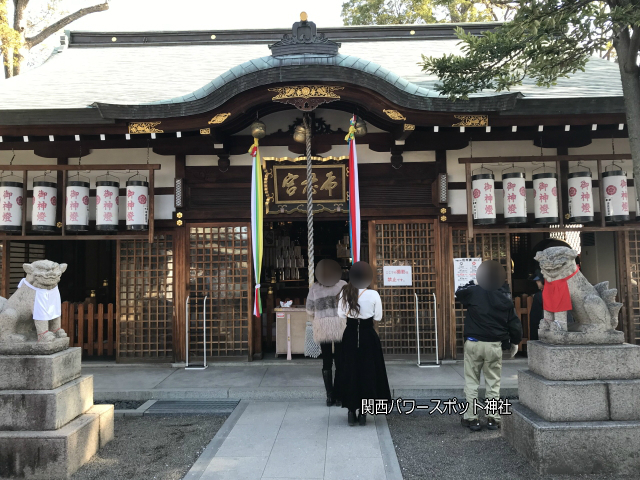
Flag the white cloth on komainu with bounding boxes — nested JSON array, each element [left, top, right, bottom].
[[18, 278, 61, 321]]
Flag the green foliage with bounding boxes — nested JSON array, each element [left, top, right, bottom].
[[341, 0, 516, 25], [420, 0, 640, 100], [0, 0, 23, 70]]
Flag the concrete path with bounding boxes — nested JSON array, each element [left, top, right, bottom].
[[184, 400, 403, 480], [85, 358, 526, 401]]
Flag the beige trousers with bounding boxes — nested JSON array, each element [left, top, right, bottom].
[[463, 340, 502, 420]]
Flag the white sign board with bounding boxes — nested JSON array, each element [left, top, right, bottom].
[[454, 258, 481, 291], [383, 266, 412, 286]]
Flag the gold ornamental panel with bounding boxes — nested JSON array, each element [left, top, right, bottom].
[[268, 85, 344, 111], [208, 113, 231, 124], [383, 110, 406, 121], [452, 115, 489, 127], [128, 122, 163, 134]]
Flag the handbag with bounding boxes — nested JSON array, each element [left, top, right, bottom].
[[304, 321, 322, 358]]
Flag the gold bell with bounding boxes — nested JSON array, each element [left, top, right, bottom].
[[293, 124, 307, 143], [250, 120, 266, 139], [354, 118, 367, 137]]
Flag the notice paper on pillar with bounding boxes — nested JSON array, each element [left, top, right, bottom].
[[454, 258, 481, 291], [383, 266, 412, 286]]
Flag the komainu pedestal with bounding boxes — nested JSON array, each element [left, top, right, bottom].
[[503, 341, 640, 475], [0, 348, 114, 479]]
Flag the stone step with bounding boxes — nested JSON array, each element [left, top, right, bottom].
[[0, 375, 94, 431], [0, 347, 82, 390], [503, 402, 640, 475], [0, 404, 114, 480], [528, 341, 640, 381], [518, 369, 640, 422]]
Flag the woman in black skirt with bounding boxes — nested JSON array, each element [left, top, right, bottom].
[[337, 262, 391, 426]]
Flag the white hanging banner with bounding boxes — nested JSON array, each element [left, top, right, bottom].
[[65, 181, 90, 231], [532, 173, 558, 224], [567, 171, 594, 223], [454, 258, 481, 292], [32, 181, 57, 232], [471, 173, 496, 225], [602, 170, 630, 222], [126, 181, 149, 230], [96, 181, 120, 231], [502, 172, 527, 224], [0, 181, 24, 232]]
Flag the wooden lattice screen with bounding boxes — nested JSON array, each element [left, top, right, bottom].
[[188, 225, 250, 359], [451, 229, 511, 356], [117, 234, 174, 361], [371, 220, 438, 356], [9, 242, 45, 294], [618, 231, 640, 345]]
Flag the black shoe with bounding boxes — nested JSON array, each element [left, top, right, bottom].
[[348, 410, 356, 426], [461, 418, 481, 431], [487, 417, 500, 430], [322, 369, 335, 406], [335, 399, 342, 407], [358, 413, 367, 426]]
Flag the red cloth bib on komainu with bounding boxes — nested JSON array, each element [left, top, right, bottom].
[[542, 267, 580, 313]]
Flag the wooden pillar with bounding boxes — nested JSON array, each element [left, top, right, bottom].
[[173, 226, 187, 362], [56, 158, 68, 232], [1, 240, 9, 298], [437, 221, 454, 359], [558, 148, 569, 224], [173, 155, 187, 363]]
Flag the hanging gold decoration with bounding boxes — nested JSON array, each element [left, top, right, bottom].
[[383, 110, 406, 121], [200, 128, 211, 135], [269, 85, 343, 111], [128, 122, 164, 134], [452, 115, 489, 127], [403, 124, 415, 131], [208, 113, 231, 124]]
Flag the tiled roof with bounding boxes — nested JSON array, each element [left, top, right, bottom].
[[0, 31, 623, 113]]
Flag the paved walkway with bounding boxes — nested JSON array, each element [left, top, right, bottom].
[[85, 358, 526, 401], [183, 400, 403, 480]]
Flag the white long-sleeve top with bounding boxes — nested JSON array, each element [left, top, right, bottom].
[[337, 288, 383, 321]]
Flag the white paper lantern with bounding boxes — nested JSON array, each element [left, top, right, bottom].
[[567, 171, 594, 223], [126, 180, 149, 231], [502, 172, 527, 224], [602, 169, 630, 222], [96, 181, 120, 231], [32, 181, 57, 232], [471, 173, 496, 225], [65, 180, 90, 232], [0, 180, 24, 232], [532, 173, 558, 224]]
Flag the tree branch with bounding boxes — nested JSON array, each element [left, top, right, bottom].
[[24, 1, 108, 48]]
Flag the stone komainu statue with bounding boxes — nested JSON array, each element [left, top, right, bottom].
[[535, 247, 624, 343], [0, 260, 67, 343]]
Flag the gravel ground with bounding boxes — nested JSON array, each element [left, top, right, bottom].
[[387, 411, 632, 480], [71, 414, 227, 480]]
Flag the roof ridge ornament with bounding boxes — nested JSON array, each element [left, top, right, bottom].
[[269, 12, 340, 57]]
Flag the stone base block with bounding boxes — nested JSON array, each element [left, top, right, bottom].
[[86, 404, 114, 448], [528, 341, 640, 380], [519, 369, 640, 421], [503, 402, 640, 475], [0, 347, 81, 390], [0, 407, 114, 480], [539, 327, 624, 345], [0, 375, 94, 431], [0, 337, 69, 355]]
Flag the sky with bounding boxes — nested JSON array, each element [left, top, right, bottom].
[[65, 0, 346, 31]]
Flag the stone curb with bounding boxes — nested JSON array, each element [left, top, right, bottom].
[[113, 399, 157, 417], [182, 400, 249, 480], [375, 413, 404, 480]]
